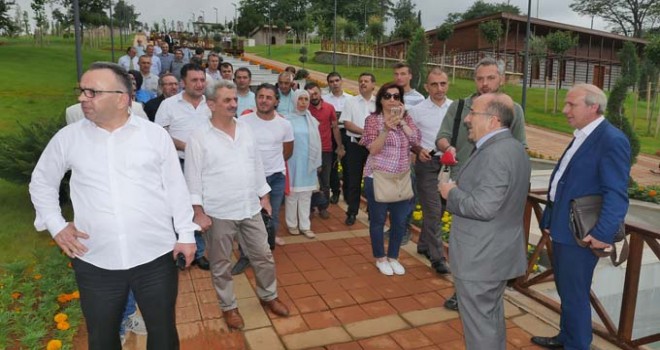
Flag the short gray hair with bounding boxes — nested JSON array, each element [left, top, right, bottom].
[[205, 79, 237, 100], [474, 57, 505, 76], [572, 83, 607, 114], [484, 93, 515, 128]]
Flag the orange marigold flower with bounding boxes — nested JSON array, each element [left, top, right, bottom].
[[56, 321, 70, 330], [33, 274, 42, 280], [67, 262, 72, 268], [71, 290, 80, 299], [48, 240, 56, 246], [53, 313, 68, 323], [11, 292, 21, 299], [47, 339, 63, 350], [57, 294, 68, 303], [649, 190, 657, 198]]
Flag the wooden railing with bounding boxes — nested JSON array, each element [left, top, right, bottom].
[[516, 191, 660, 349]]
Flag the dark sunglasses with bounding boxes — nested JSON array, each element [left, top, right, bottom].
[[382, 92, 401, 101]]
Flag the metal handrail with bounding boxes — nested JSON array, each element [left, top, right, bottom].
[[515, 192, 660, 349]]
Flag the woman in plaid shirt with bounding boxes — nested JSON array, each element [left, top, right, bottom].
[[360, 82, 421, 276]]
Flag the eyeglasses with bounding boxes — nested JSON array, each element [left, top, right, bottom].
[[74, 87, 127, 98], [468, 110, 494, 117], [382, 92, 401, 101]]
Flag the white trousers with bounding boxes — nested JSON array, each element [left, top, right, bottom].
[[284, 190, 313, 231]]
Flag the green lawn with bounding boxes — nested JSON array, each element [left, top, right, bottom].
[[246, 44, 660, 155]]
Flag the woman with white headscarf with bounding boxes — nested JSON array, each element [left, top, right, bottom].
[[285, 89, 322, 238]]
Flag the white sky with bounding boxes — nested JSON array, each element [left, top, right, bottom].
[[14, 0, 610, 34]]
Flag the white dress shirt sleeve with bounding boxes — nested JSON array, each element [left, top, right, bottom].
[[154, 100, 171, 127], [29, 132, 69, 237], [184, 129, 205, 206]]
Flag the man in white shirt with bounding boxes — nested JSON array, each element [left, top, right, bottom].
[[155, 63, 211, 270], [185, 80, 290, 330], [235, 67, 255, 116], [231, 83, 294, 275], [145, 44, 161, 76], [29, 62, 198, 349], [205, 53, 221, 82], [276, 71, 296, 117], [393, 62, 425, 108], [323, 72, 352, 204], [339, 72, 376, 226], [138, 55, 159, 95], [66, 101, 147, 124], [408, 67, 452, 275], [134, 38, 146, 56], [118, 46, 138, 71]]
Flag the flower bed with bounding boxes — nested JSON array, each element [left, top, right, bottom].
[[628, 183, 659, 204], [1, 241, 82, 349]]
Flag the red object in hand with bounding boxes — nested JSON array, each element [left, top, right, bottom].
[[440, 151, 458, 166]]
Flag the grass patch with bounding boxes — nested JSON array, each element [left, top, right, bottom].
[[246, 43, 660, 155]]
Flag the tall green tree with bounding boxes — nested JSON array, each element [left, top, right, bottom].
[[113, 0, 140, 29], [31, 0, 48, 46], [0, 0, 17, 34], [479, 20, 503, 55], [570, 0, 660, 38], [391, 0, 419, 40], [406, 27, 429, 92], [367, 15, 384, 43], [545, 31, 578, 112], [435, 21, 454, 68], [54, 0, 109, 28], [447, 0, 520, 24]]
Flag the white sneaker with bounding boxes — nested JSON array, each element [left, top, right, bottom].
[[376, 260, 394, 276], [120, 333, 126, 346], [275, 236, 286, 246], [301, 230, 316, 239], [122, 312, 147, 335], [388, 259, 406, 275], [288, 227, 300, 235]]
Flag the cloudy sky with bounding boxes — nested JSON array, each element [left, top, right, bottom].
[[14, 0, 610, 34]]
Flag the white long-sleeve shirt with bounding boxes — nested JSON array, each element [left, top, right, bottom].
[[184, 119, 271, 220], [29, 115, 199, 270]]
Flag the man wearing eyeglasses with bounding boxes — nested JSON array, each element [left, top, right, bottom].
[[434, 57, 528, 312], [30, 62, 198, 350], [440, 93, 530, 350]]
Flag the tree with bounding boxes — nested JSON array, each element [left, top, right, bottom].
[[479, 20, 503, 55], [31, 0, 48, 46], [236, 0, 268, 37], [299, 46, 308, 68], [0, 0, 17, 35], [570, 0, 660, 38], [435, 21, 454, 68], [545, 31, 579, 112], [54, 0, 109, 28], [343, 21, 359, 41], [391, 0, 419, 40], [606, 41, 641, 163], [308, 0, 390, 40], [406, 27, 429, 93], [447, 0, 521, 24], [22, 9, 28, 35]]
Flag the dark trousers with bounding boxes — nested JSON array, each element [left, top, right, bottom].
[[553, 242, 599, 350], [330, 128, 350, 196], [72, 252, 179, 350], [414, 158, 446, 262], [345, 140, 369, 216], [319, 151, 333, 199]]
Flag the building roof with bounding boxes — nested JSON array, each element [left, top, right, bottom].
[[249, 25, 292, 38]]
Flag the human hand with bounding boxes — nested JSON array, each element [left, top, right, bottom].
[[260, 196, 272, 216], [582, 234, 612, 252], [418, 149, 432, 162], [193, 209, 212, 232], [54, 223, 90, 258], [336, 146, 346, 160], [173, 243, 196, 268], [439, 181, 456, 199]]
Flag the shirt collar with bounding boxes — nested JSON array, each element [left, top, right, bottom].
[[574, 116, 604, 139], [476, 128, 507, 149]]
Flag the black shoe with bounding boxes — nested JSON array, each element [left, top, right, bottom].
[[231, 256, 250, 275], [330, 193, 340, 204], [192, 256, 210, 270], [345, 214, 356, 226], [432, 259, 450, 275], [444, 293, 458, 311], [531, 335, 563, 349]]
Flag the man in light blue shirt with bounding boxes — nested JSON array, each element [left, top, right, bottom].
[[276, 71, 296, 117], [235, 67, 256, 116]]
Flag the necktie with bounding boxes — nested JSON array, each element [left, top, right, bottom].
[[129, 58, 134, 71]]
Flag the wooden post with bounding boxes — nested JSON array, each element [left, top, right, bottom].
[[646, 82, 652, 134]]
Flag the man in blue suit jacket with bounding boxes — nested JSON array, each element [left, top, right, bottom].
[[531, 84, 631, 350]]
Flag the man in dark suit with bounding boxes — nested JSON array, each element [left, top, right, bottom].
[[440, 93, 530, 350], [531, 83, 631, 350], [144, 74, 179, 122]]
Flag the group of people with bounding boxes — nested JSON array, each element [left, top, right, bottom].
[[30, 43, 630, 350]]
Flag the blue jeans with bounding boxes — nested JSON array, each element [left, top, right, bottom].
[[364, 177, 408, 259], [119, 290, 137, 336], [194, 231, 205, 260], [266, 172, 286, 235]]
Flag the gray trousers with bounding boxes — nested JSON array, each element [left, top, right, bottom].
[[454, 277, 508, 350], [414, 158, 446, 262], [206, 213, 277, 311]]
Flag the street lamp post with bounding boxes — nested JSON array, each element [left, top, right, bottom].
[[268, 4, 272, 57], [231, 3, 238, 34], [521, 0, 532, 112], [200, 10, 205, 22], [73, 0, 82, 80], [213, 7, 218, 24], [333, 0, 337, 71]]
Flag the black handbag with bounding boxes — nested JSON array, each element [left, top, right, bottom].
[[569, 195, 628, 265]]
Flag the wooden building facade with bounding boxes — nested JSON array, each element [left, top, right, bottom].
[[379, 13, 647, 90]]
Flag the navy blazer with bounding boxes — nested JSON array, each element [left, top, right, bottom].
[[541, 119, 631, 245]]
